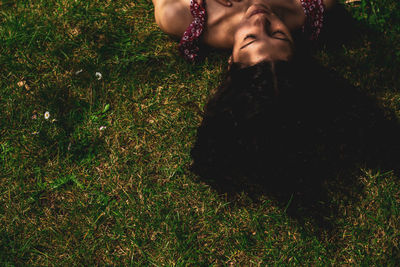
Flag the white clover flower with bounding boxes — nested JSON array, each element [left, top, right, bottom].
[[44, 111, 50, 120], [99, 126, 107, 131], [95, 72, 102, 80]]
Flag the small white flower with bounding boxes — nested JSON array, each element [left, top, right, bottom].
[[75, 69, 83, 75], [99, 126, 107, 131], [44, 111, 50, 120], [95, 72, 102, 80]]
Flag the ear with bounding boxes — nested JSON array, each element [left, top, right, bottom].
[[227, 55, 233, 70]]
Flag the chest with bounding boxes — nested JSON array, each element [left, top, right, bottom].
[[202, 0, 305, 48]]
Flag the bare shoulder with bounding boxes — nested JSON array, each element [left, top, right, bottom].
[[153, 0, 191, 38], [292, 0, 336, 10], [323, 0, 336, 10], [279, 0, 336, 30]]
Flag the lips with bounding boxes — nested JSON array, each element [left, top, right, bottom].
[[248, 6, 271, 18], [249, 9, 268, 17]]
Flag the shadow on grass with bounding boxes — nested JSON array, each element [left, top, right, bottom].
[[190, 56, 400, 235], [319, 4, 400, 94], [191, 4, 400, 235]]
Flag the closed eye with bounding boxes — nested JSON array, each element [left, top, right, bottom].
[[240, 34, 257, 49], [244, 34, 256, 41], [272, 31, 290, 42]]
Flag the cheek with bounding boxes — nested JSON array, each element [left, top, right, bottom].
[[233, 30, 245, 44], [233, 20, 253, 42], [231, 47, 241, 63], [280, 43, 293, 55], [272, 43, 293, 60], [232, 33, 246, 58]]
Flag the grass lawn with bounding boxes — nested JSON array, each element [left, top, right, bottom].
[[1, 0, 400, 265]]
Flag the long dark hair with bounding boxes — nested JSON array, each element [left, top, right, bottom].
[[191, 55, 400, 189], [191, 60, 300, 179]]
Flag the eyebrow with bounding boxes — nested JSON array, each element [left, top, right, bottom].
[[240, 40, 257, 50]]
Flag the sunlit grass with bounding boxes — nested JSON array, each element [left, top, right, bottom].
[[0, 0, 399, 265]]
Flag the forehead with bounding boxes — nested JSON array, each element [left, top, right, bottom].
[[233, 39, 292, 65]]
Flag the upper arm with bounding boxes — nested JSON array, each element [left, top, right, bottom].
[[153, 0, 191, 38], [323, 0, 336, 10]]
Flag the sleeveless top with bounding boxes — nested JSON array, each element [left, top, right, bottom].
[[300, 0, 325, 40], [178, 0, 207, 62], [179, 0, 325, 61]]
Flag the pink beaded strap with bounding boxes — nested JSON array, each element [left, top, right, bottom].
[[300, 0, 325, 40], [179, 0, 207, 62]]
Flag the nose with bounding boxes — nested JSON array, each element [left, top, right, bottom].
[[253, 16, 271, 33]]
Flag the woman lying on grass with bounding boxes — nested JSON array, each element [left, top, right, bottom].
[[181, 0, 341, 182], [153, 0, 336, 62], [154, 0, 338, 181]]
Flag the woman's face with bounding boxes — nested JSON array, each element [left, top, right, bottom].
[[232, 3, 294, 66]]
